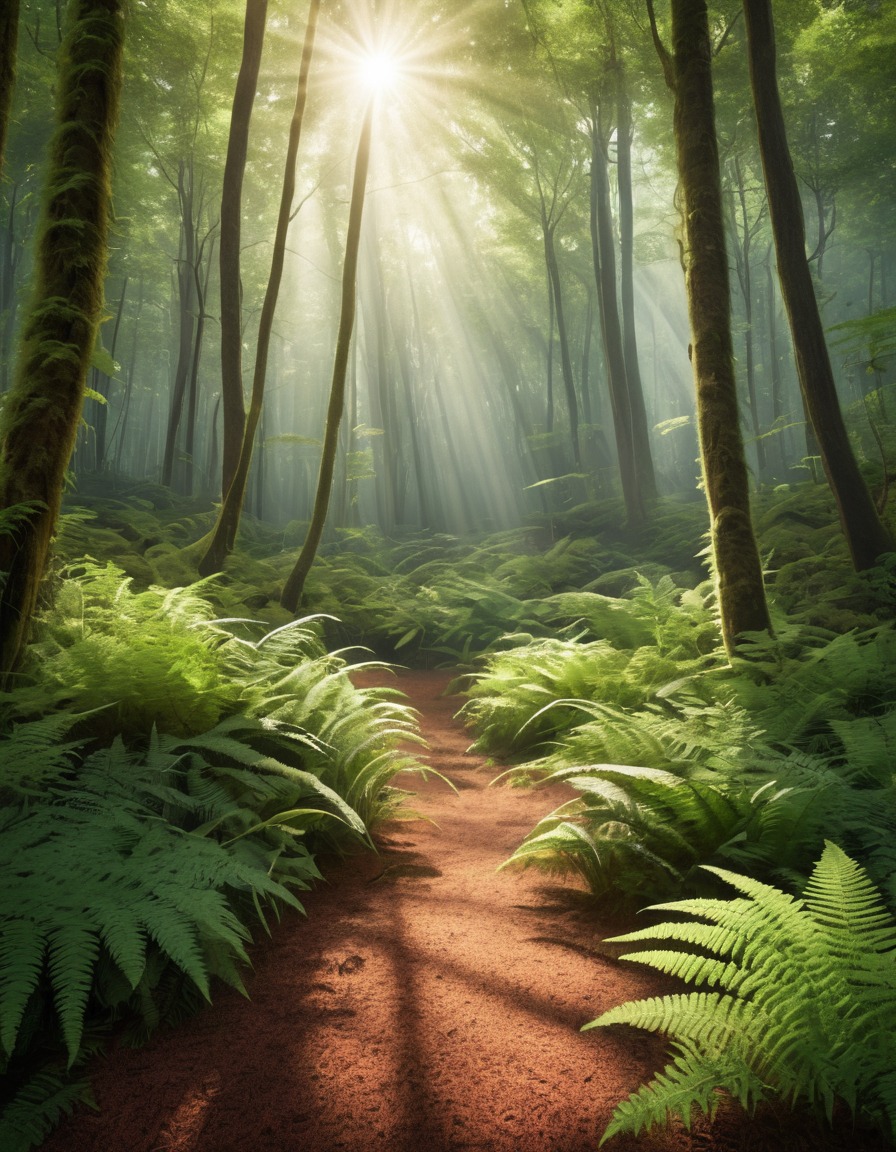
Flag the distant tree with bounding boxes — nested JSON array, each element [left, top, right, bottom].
[[200, 0, 321, 576], [648, 0, 771, 654], [742, 0, 894, 570], [0, 0, 125, 681], [281, 100, 374, 612]]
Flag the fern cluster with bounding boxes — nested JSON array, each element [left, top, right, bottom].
[[587, 843, 896, 1144], [0, 562, 422, 1149]]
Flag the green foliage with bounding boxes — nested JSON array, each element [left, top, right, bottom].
[[462, 574, 723, 756], [29, 561, 238, 736], [0, 561, 422, 1147], [587, 844, 896, 1144]]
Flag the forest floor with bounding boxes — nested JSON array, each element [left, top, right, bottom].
[[44, 671, 885, 1152]]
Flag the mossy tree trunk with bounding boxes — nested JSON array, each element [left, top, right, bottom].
[[0, 0, 124, 682], [650, 0, 771, 654], [0, 1, 20, 180], [743, 0, 894, 569], [219, 0, 268, 500], [200, 0, 320, 577], [280, 100, 374, 613]]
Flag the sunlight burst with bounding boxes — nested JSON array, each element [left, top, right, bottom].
[[359, 51, 401, 94]]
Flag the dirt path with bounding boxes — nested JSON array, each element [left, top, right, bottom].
[[44, 672, 876, 1152]]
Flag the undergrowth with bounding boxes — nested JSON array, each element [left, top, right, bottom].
[[587, 843, 896, 1144], [0, 561, 421, 1151]]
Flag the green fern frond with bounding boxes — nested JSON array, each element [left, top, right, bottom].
[[587, 843, 896, 1142], [0, 1069, 92, 1152]]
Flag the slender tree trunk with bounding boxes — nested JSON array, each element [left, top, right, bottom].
[[0, 0, 20, 180], [219, 0, 267, 498], [281, 99, 373, 612], [729, 155, 767, 481], [545, 269, 555, 433], [200, 0, 319, 575], [0, 0, 124, 681], [184, 233, 215, 496], [580, 288, 594, 427], [162, 159, 198, 489], [111, 275, 144, 474], [650, 0, 771, 653], [91, 274, 127, 470], [764, 250, 788, 477], [543, 215, 581, 469], [0, 183, 19, 394], [743, 0, 894, 567], [589, 109, 642, 524], [616, 65, 656, 502]]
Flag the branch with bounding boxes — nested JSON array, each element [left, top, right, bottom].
[[645, 0, 674, 90], [713, 9, 743, 57]]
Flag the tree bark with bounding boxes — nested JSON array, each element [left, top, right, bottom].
[[161, 158, 198, 489], [743, 0, 894, 568], [654, 0, 771, 653], [616, 64, 656, 502], [280, 99, 374, 613], [542, 214, 581, 470], [589, 108, 642, 524], [219, 0, 268, 498], [0, 0, 124, 681], [200, 0, 319, 576], [0, 183, 21, 394]]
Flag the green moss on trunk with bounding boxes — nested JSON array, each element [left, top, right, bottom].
[[0, 0, 125, 681]]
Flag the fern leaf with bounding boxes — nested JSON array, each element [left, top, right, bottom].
[[47, 924, 100, 1066], [0, 921, 47, 1057]]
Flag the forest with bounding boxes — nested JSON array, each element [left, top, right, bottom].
[[0, 0, 894, 1148]]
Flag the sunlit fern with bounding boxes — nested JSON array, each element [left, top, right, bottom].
[[586, 843, 896, 1144]]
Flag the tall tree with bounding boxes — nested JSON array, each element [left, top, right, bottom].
[[589, 101, 642, 524], [218, 0, 268, 498], [0, 0, 124, 681], [742, 0, 894, 570], [648, 0, 771, 654], [281, 98, 374, 612], [199, 0, 320, 576], [614, 57, 656, 504]]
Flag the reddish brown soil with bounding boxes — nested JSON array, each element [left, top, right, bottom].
[[44, 672, 884, 1152]]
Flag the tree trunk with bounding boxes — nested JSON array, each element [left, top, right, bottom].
[[111, 274, 143, 474], [589, 109, 642, 524], [0, 183, 20, 394], [161, 158, 198, 489], [0, 0, 124, 681], [545, 268, 555, 433], [616, 65, 657, 502], [656, 0, 771, 653], [184, 233, 214, 496], [280, 99, 373, 613], [0, 0, 20, 180], [743, 0, 894, 568], [763, 250, 788, 477], [543, 215, 581, 469], [200, 0, 319, 576], [218, 0, 267, 498], [92, 274, 127, 471]]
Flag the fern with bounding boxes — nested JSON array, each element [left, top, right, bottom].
[[586, 843, 896, 1143]]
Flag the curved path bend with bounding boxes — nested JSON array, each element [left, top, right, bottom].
[[46, 672, 875, 1152]]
